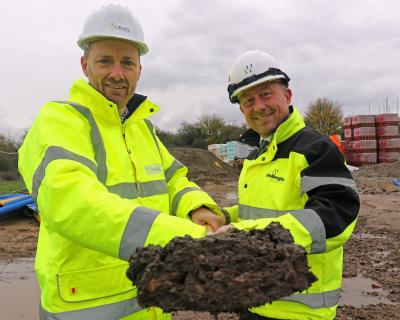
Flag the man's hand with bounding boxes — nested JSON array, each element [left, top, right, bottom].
[[190, 207, 224, 232], [213, 224, 234, 234]]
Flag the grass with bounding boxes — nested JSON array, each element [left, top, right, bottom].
[[0, 179, 26, 194]]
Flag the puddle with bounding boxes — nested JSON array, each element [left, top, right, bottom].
[[340, 274, 393, 307], [0, 258, 39, 319]]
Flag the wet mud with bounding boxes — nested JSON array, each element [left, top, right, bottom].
[[127, 223, 316, 314]]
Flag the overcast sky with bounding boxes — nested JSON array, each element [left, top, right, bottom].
[[1, 0, 399, 138]]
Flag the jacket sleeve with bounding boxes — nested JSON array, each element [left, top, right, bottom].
[[229, 136, 360, 254], [149, 127, 223, 219], [18, 103, 207, 261]]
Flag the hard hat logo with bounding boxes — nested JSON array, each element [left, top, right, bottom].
[[244, 64, 253, 75], [109, 22, 131, 34]]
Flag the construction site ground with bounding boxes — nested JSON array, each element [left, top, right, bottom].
[[0, 147, 399, 319]]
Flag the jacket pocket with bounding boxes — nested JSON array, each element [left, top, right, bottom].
[[57, 263, 135, 302]]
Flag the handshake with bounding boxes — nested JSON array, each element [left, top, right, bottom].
[[190, 206, 233, 234]]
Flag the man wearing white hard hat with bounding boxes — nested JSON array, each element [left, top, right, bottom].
[[219, 51, 360, 320], [18, 5, 225, 319]]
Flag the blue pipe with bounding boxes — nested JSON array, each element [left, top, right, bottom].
[[0, 195, 31, 206], [0, 193, 27, 200], [0, 198, 35, 216], [27, 202, 38, 212]]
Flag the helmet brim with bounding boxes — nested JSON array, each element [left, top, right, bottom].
[[78, 35, 149, 55], [230, 75, 286, 103]]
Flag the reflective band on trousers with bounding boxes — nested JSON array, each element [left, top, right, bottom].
[[31, 146, 97, 202], [301, 175, 358, 193], [39, 296, 142, 320], [238, 204, 326, 253], [56, 101, 108, 184], [279, 288, 340, 308], [119, 206, 160, 260], [171, 187, 201, 215]]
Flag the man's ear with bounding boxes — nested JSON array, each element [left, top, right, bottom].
[[81, 56, 88, 77], [239, 105, 244, 114], [284, 87, 292, 105]]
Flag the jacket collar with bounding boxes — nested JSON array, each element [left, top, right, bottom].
[[257, 106, 305, 162], [272, 105, 305, 144], [69, 79, 160, 121]]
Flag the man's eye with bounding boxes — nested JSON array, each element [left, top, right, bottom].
[[241, 98, 253, 107], [260, 91, 270, 98], [98, 59, 112, 64], [123, 60, 135, 67]]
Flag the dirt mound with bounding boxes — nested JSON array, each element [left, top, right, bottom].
[[351, 161, 400, 195], [169, 147, 239, 185], [353, 160, 400, 178], [126, 222, 316, 314]]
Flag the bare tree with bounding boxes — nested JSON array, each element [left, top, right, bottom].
[[197, 114, 226, 143], [304, 98, 343, 135]]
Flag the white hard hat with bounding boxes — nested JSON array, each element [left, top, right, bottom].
[[78, 4, 149, 55], [227, 50, 290, 103]]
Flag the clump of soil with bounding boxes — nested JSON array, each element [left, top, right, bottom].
[[127, 222, 316, 314]]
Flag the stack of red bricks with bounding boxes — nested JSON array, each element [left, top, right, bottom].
[[343, 113, 399, 166], [375, 113, 400, 163], [344, 115, 377, 165]]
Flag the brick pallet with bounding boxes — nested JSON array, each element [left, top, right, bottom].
[[352, 127, 376, 140], [378, 138, 400, 151], [343, 113, 399, 166], [376, 126, 399, 140], [348, 140, 377, 153]]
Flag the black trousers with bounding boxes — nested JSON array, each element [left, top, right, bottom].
[[238, 310, 284, 320]]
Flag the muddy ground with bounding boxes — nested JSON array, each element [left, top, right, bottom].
[[1, 148, 399, 319]]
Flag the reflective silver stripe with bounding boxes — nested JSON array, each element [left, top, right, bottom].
[[107, 183, 138, 199], [144, 119, 161, 156], [119, 207, 160, 260], [56, 101, 108, 184], [239, 205, 326, 253], [108, 181, 168, 199], [279, 288, 340, 308], [138, 180, 168, 197], [301, 176, 358, 193], [172, 187, 201, 215], [39, 296, 142, 320], [165, 159, 185, 182], [32, 146, 96, 202]]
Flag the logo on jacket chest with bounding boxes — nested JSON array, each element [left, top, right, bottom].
[[145, 164, 163, 175], [266, 168, 285, 182]]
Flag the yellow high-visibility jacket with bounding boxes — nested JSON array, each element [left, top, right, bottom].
[[19, 79, 222, 320], [225, 107, 360, 320]]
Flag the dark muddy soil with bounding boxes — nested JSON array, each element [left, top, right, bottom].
[[127, 223, 316, 314]]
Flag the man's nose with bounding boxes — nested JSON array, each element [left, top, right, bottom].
[[110, 63, 124, 79], [253, 96, 266, 111]]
